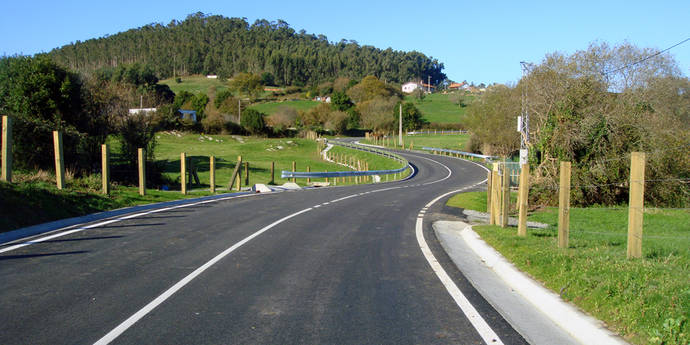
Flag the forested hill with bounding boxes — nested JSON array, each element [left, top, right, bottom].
[[48, 12, 446, 86]]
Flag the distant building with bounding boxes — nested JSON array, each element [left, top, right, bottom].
[[448, 82, 466, 90], [206, 75, 218, 79], [402, 82, 419, 93], [178, 109, 197, 122], [402, 81, 435, 93], [128, 108, 157, 115]]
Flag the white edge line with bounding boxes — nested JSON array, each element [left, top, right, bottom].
[[415, 182, 501, 345], [93, 207, 313, 345]]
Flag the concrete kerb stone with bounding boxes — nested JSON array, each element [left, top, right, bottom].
[[434, 220, 628, 345]]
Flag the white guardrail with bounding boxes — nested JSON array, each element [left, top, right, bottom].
[[281, 140, 410, 179]]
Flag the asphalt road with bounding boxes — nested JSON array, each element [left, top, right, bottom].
[[0, 148, 528, 345]]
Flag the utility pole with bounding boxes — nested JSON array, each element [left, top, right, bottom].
[[518, 62, 533, 165], [427, 75, 431, 93], [399, 104, 403, 146], [238, 99, 241, 124]]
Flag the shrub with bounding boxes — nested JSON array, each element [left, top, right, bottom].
[[240, 109, 266, 135]]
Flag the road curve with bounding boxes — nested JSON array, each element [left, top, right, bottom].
[[0, 148, 528, 345]]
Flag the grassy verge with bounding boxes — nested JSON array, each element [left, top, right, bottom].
[[0, 180, 214, 232], [446, 192, 690, 345], [362, 133, 470, 152]]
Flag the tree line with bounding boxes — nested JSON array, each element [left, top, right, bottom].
[[463, 42, 689, 207], [47, 12, 446, 87]]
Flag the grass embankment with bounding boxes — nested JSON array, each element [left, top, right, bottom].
[[405, 92, 472, 124], [0, 134, 401, 233], [362, 133, 470, 152], [446, 192, 689, 345]]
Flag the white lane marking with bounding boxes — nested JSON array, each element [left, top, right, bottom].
[[0, 194, 257, 254], [94, 207, 313, 345], [415, 182, 501, 345]]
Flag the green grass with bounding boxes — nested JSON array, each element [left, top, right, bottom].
[[405, 92, 472, 124], [447, 192, 690, 345], [159, 75, 229, 95], [363, 133, 470, 152], [249, 99, 320, 115]]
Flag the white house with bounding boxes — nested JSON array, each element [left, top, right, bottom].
[[402, 82, 419, 94]]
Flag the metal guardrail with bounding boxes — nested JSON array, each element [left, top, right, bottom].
[[407, 130, 467, 135], [421, 147, 496, 161], [281, 140, 410, 179]]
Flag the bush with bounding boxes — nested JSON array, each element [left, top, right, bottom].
[[240, 109, 266, 135]]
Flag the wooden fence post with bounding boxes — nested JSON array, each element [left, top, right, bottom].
[[102, 144, 110, 194], [1, 116, 12, 182], [486, 171, 492, 214], [270, 161, 275, 185], [53, 131, 65, 190], [307, 166, 311, 184], [209, 156, 215, 193], [627, 152, 646, 259], [491, 163, 500, 225], [500, 162, 510, 227], [138, 148, 146, 196], [228, 155, 242, 191], [517, 164, 529, 236], [558, 161, 571, 248], [244, 162, 249, 186], [292, 161, 296, 183], [236, 156, 242, 191], [181, 152, 187, 195]]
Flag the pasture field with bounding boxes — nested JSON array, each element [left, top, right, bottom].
[[249, 99, 320, 115], [405, 92, 472, 124]]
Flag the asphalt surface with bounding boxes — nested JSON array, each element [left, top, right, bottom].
[[0, 148, 529, 345]]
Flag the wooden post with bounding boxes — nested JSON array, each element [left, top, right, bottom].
[[209, 156, 215, 193], [627, 152, 646, 259], [228, 155, 242, 191], [53, 131, 65, 190], [181, 152, 187, 195], [558, 161, 571, 248], [517, 164, 529, 236], [486, 171, 492, 215], [325, 170, 329, 184], [138, 148, 146, 196], [1, 116, 12, 182], [270, 161, 275, 185], [307, 166, 311, 184], [244, 162, 249, 186], [500, 162, 510, 227], [102, 144, 110, 194], [292, 161, 296, 183], [490, 163, 500, 225]]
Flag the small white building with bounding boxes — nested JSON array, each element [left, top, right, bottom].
[[206, 75, 218, 79], [128, 108, 157, 115], [402, 82, 420, 94]]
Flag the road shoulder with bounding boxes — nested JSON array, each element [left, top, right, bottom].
[[434, 220, 628, 345]]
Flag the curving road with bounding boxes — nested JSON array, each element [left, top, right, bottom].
[[0, 148, 528, 344]]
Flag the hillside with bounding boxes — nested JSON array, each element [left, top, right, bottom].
[[48, 12, 446, 87]]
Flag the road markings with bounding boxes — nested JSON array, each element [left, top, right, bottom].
[[93, 207, 313, 345], [0, 194, 259, 255], [415, 179, 500, 344]]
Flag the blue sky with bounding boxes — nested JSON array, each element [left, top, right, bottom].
[[2, 0, 688, 85]]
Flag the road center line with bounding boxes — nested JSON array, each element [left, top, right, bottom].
[[93, 207, 313, 345]]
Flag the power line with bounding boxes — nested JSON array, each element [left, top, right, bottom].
[[602, 37, 690, 75]]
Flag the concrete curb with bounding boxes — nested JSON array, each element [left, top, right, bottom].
[[437, 220, 627, 345]]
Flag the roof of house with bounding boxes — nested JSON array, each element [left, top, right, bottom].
[[178, 109, 197, 114]]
